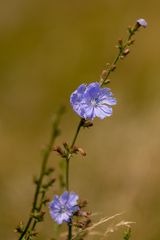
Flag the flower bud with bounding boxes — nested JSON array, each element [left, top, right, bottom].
[[45, 167, 54, 175], [104, 79, 110, 85], [15, 221, 24, 233], [53, 146, 65, 156], [77, 147, 86, 156], [83, 121, 93, 128], [111, 64, 116, 71], [127, 39, 135, 46], [101, 69, 108, 80], [123, 48, 130, 56], [137, 18, 147, 28], [63, 142, 70, 151], [118, 39, 123, 45]]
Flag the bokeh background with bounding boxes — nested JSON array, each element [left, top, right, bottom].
[[0, 0, 160, 239]]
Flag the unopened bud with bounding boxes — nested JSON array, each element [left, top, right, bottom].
[[79, 211, 91, 217], [31, 231, 38, 237], [33, 176, 39, 185], [53, 146, 64, 156], [43, 178, 56, 189], [63, 142, 69, 151], [70, 145, 78, 154], [118, 39, 123, 45], [33, 211, 45, 222], [43, 198, 50, 205], [45, 167, 54, 175], [111, 64, 116, 71], [127, 39, 135, 46], [136, 18, 147, 28], [79, 199, 88, 208], [123, 48, 130, 56], [15, 221, 24, 233], [101, 69, 108, 80], [83, 121, 93, 128], [77, 147, 86, 156], [128, 26, 133, 34], [104, 79, 110, 85], [117, 39, 123, 49], [106, 63, 110, 68]]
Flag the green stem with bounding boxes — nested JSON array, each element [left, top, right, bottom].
[[21, 140, 53, 240], [18, 107, 65, 240], [66, 158, 70, 191], [71, 118, 85, 148], [68, 222, 72, 240], [19, 217, 32, 240], [26, 191, 45, 240], [65, 118, 85, 191], [64, 118, 85, 238], [100, 25, 139, 86]]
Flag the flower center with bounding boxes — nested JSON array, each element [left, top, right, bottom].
[[91, 98, 98, 106], [60, 205, 67, 213]]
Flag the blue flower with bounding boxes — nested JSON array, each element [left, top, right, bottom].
[[137, 18, 147, 28], [70, 82, 116, 120], [49, 191, 79, 224]]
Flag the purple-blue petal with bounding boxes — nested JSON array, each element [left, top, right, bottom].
[[70, 82, 117, 120], [68, 192, 79, 205], [49, 191, 79, 224], [95, 105, 112, 119], [100, 96, 117, 105], [59, 191, 69, 204]]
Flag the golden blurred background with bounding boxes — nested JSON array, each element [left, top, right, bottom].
[[0, 0, 160, 239]]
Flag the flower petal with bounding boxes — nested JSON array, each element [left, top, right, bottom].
[[70, 82, 117, 120], [94, 105, 112, 119], [49, 191, 79, 224], [68, 192, 79, 205]]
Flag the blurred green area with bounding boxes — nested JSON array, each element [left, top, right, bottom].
[[0, 0, 160, 239]]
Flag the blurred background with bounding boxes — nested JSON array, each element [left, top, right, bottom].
[[0, 0, 160, 239]]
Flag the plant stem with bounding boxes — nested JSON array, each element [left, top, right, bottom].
[[18, 106, 65, 240], [71, 118, 85, 148], [65, 118, 85, 191], [68, 222, 72, 240], [100, 24, 140, 86], [64, 118, 85, 238], [66, 158, 70, 191]]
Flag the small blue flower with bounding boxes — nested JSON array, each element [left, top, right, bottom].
[[70, 82, 116, 120], [49, 191, 79, 224], [137, 18, 147, 28]]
